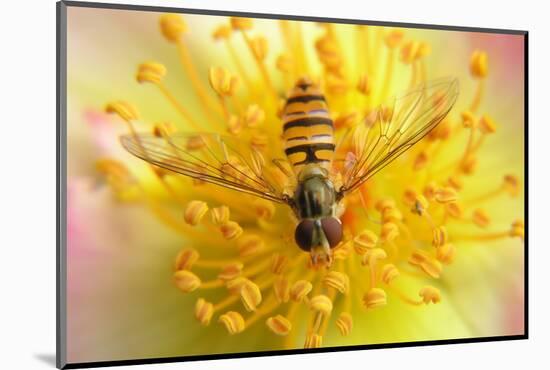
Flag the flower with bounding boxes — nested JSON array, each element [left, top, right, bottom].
[[69, 9, 524, 359]]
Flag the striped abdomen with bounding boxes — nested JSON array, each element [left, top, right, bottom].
[[282, 78, 335, 174]]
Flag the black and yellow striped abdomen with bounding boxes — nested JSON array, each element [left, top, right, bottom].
[[282, 78, 335, 174]]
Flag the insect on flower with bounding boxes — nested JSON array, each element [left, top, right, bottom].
[[121, 76, 458, 267]]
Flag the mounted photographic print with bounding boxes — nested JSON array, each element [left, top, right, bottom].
[[57, 1, 527, 368]]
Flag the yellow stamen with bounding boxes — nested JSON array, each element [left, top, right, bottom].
[[174, 248, 200, 271], [159, 14, 186, 42], [194, 298, 214, 326], [335, 312, 353, 336], [173, 270, 201, 293], [363, 288, 387, 309], [381, 222, 399, 243], [266, 315, 292, 336], [304, 333, 322, 349], [183, 200, 208, 226], [479, 114, 497, 134], [237, 234, 265, 256], [419, 286, 442, 304], [435, 187, 458, 204], [240, 30, 277, 101], [219, 311, 245, 334], [380, 264, 400, 284], [136, 61, 166, 84], [218, 262, 244, 281], [378, 30, 403, 102], [273, 276, 290, 303], [211, 206, 230, 226], [353, 229, 378, 254], [105, 101, 139, 123], [244, 104, 266, 128], [220, 221, 244, 240], [240, 279, 262, 311], [435, 243, 455, 264], [322, 271, 350, 294], [470, 50, 489, 78], [290, 280, 313, 302], [270, 254, 289, 275], [472, 208, 491, 228], [409, 249, 443, 278], [432, 226, 448, 247]]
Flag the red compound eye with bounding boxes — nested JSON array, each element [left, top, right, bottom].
[[321, 217, 342, 248], [295, 219, 314, 251]]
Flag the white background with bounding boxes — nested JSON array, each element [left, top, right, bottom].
[[0, 0, 546, 369]]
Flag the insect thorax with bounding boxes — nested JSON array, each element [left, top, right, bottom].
[[293, 166, 336, 219]]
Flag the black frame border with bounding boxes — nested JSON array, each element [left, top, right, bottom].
[[56, 1, 529, 369]]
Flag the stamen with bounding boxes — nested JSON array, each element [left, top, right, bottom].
[[411, 195, 429, 216], [310, 295, 333, 315], [469, 50, 488, 112], [219, 311, 246, 334], [379, 29, 404, 102], [220, 221, 244, 240], [432, 226, 448, 247], [479, 115, 497, 134], [159, 14, 223, 123], [419, 286, 442, 304], [290, 280, 313, 302], [183, 200, 209, 226], [240, 279, 263, 311], [381, 223, 399, 243], [322, 271, 350, 294], [304, 334, 322, 349], [380, 264, 400, 284], [363, 288, 387, 309], [174, 270, 201, 292], [218, 262, 244, 281], [409, 249, 443, 278], [504, 174, 521, 197], [244, 104, 266, 128], [510, 220, 525, 240], [211, 206, 230, 226], [237, 234, 265, 256], [273, 276, 290, 303], [271, 254, 289, 275], [414, 151, 429, 171], [434, 187, 458, 204], [105, 101, 139, 134], [357, 74, 371, 95], [194, 298, 214, 326], [472, 208, 490, 228], [335, 312, 353, 336], [266, 315, 292, 336], [362, 248, 387, 288], [236, 23, 277, 101], [174, 248, 200, 271], [353, 229, 378, 254], [435, 243, 455, 264]]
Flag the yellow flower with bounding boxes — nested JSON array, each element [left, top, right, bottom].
[[100, 13, 524, 352]]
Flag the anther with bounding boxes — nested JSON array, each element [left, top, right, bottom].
[[266, 315, 292, 336], [219, 311, 245, 334], [174, 270, 201, 292], [183, 200, 208, 226]]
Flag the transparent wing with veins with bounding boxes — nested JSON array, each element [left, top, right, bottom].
[[120, 132, 295, 204], [336, 78, 459, 197]]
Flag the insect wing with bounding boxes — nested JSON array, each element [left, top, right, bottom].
[[120, 132, 292, 203], [337, 78, 459, 197]]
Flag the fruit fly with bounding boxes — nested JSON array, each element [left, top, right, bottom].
[[121, 77, 458, 266]]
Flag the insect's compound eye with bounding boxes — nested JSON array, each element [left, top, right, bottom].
[[321, 217, 343, 248], [295, 219, 315, 252]]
